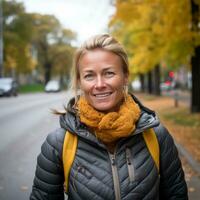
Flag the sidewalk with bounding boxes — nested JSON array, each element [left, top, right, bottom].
[[136, 92, 200, 199]]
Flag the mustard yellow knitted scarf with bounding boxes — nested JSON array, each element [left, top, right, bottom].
[[77, 95, 141, 144]]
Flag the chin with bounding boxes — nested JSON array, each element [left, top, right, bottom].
[[95, 106, 112, 112], [92, 102, 120, 113]]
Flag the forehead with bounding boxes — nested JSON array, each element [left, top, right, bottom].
[[79, 49, 123, 69]]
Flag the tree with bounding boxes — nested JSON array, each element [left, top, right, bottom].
[[110, 0, 200, 112], [30, 14, 76, 84], [49, 43, 75, 87], [3, 0, 35, 77]]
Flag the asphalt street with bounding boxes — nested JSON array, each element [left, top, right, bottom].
[[0, 91, 72, 200]]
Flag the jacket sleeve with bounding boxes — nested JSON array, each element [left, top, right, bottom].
[[154, 124, 188, 200], [30, 128, 66, 200]]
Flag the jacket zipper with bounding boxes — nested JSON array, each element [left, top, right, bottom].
[[108, 151, 121, 200], [125, 148, 135, 183]]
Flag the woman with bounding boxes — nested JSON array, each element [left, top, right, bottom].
[[30, 34, 188, 200]]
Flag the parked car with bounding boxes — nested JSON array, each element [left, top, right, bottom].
[[0, 77, 18, 97], [45, 80, 61, 92]]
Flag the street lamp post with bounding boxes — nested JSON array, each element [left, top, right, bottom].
[[0, 0, 3, 77]]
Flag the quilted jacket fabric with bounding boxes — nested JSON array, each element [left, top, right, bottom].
[[30, 95, 188, 200]]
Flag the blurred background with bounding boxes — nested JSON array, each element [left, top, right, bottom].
[[0, 0, 200, 199]]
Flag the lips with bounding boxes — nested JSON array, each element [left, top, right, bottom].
[[93, 92, 112, 99]]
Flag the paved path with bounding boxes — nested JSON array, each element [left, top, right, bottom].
[[178, 146, 200, 199]]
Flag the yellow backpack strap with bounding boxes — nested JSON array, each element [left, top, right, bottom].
[[143, 128, 160, 173], [62, 131, 78, 192]]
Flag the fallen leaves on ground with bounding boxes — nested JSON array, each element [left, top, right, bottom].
[[136, 93, 200, 163]]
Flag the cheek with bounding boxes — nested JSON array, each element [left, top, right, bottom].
[[79, 79, 92, 93], [110, 77, 126, 91]]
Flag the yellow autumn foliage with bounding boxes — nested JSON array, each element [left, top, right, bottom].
[[109, 0, 197, 75]]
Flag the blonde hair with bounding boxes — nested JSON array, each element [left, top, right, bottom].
[[70, 34, 129, 99]]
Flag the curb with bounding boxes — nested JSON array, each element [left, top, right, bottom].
[[175, 141, 200, 176]]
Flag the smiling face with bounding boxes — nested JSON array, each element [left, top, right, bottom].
[[78, 49, 128, 112]]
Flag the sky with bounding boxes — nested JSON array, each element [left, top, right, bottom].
[[16, 0, 115, 45]]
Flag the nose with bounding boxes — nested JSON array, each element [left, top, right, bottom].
[[95, 76, 106, 89]]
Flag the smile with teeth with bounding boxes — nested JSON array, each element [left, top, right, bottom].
[[94, 92, 112, 98]]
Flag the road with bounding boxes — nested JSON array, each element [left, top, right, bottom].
[[0, 91, 72, 200]]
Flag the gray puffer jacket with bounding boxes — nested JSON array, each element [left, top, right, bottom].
[[30, 95, 188, 200]]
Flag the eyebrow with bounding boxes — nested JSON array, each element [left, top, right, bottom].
[[81, 66, 115, 74], [103, 67, 114, 71]]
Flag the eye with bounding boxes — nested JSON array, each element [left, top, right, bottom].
[[105, 71, 115, 78], [83, 74, 94, 81]]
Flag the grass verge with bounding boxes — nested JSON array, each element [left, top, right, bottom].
[[163, 107, 200, 127], [19, 83, 44, 93]]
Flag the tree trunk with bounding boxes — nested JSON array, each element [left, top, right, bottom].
[[191, 0, 200, 112], [147, 71, 153, 94], [191, 46, 200, 112], [152, 65, 161, 96], [139, 73, 145, 92], [0, 0, 3, 78], [44, 62, 52, 84], [60, 72, 64, 89]]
